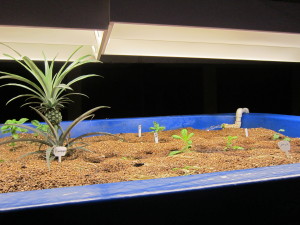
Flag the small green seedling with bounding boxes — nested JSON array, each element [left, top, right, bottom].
[[31, 120, 49, 136], [172, 165, 200, 175], [272, 129, 284, 140], [272, 129, 291, 141], [0, 159, 4, 163], [1, 118, 29, 149], [224, 136, 244, 150], [150, 121, 165, 133], [121, 157, 129, 160], [150, 122, 165, 143], [169, 129, 194, 156]]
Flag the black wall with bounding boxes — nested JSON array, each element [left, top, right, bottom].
[[0, 60, 299, 122], [1, 0, 300, 33], [1, 0, 300, 122], [0, 0, 109, 29], [111, 0, 300, 33]]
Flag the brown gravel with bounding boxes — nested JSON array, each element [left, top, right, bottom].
[[0, 127, 300, 194]]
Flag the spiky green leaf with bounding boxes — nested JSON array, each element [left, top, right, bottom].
[[20, 150, 45, 159], [59, 106, 110, 144], [30, 107, 58, 140], [0, 137, 51, 147], [68, 132, 123, 145], [46, 147, 54, 170]]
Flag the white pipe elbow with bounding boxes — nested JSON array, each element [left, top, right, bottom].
[[235, 108, 249, 122], [222, 108, 249, 129], [235, 108, 249, 127]]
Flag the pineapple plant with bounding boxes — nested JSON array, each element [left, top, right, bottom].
[[0, 44, 101, 126], [0, 106, 114, 169]]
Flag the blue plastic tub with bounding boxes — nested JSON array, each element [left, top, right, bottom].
[[1, 113, 300, 224], [57, 113, 300, 137]]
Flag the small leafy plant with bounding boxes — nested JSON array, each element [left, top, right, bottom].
[[0, 106, 117, 170], [1, 118, 29, 149], [224, 136, 244, 150], [169, 129, 194, 156], [150, 121, 166, 143], [150, 121, 165, 133], [272, 129, 291, 141], [31, 120, 49, 136]]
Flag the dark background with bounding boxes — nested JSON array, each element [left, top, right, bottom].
[[0, 59, 300, 122], [1, 0, 300, 122]]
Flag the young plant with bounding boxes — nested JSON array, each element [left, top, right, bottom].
[[272, 129, 291, 141], [150, 121, 165, 133], [224, 136, 244, 150], [169, 129, 194, 156], [0, 106, 116, 170], [31, 120, 49, 136], [0, 44, 101, 127], [172, 165, 200, 175], [150, 121, 166, 143], [0, 118, 29, 149]]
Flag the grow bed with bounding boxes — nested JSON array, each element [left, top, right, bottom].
[[1, 113, 300, 224]]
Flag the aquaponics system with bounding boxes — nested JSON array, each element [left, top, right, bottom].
[[1, 1, 300, 224]]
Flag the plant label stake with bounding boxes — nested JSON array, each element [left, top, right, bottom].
[[154, 132, 159, 143], [138, 125, 142, 137], [53, 146, 67, 163], [245, 128, 249, 137], [278, 140, 291, 158]]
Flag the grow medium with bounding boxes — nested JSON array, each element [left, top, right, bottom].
[[0, 126, 299, 193]]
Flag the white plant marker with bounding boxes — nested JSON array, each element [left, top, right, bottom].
[[53, 146, 67, 163], [278, 140, 291, 158], [138, 125, 142, 137], [154, 132, 159, 143], [245, 128, 249, 137]]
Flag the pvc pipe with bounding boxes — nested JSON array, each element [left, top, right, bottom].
[[223, 108, 249, 128]]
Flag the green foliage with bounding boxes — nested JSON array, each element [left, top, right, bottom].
[[284, 137, 291, 142], [172, 129, 194, 149], [272, 129, 291, 141], [150, 121, 165, 133], [121, 156, 135, 160], [272, 133, 280, 140], [169, 129, 194, 156], [0, 106, 117, 170], [224, 136, 244, 150], [1, 118, 29, 148], [0, 44, 101, 125], [31, 120, 49, 136]]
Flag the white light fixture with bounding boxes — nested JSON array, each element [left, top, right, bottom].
[[1, 23, 300, 63], [0, 26, 104, 61], [102, 22, 300, 62]]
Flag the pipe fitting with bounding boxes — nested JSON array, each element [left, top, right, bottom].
[[222, 108, 249, 129]]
